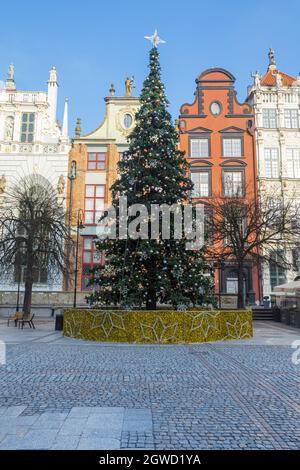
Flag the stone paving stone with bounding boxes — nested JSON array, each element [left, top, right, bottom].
[[68, 407, 93, 418], [77, 437, 120, 450], [82, 428, 121, 439], [51, 435, 81, 450], [2, 424, 30, 437], [31, 417, 65, 430], [123, 419, 153, 432], [59, 418, 87, 436], [91, 407, 124, 414], [0, 429, 57, 450], [3, 406, 26, 417]]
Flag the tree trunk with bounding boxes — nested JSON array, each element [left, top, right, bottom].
[[237, 262, 244, 309], [146, 287, 157, 310], [23, 276, 33, 314], [23, 242, 34, 314]]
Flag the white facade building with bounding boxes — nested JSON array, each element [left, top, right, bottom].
[[0, 64, 70, 292], [248, 50, 300, 295]]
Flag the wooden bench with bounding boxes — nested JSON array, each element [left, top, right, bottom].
[[17, 314, 35, 330], [7, 311, 24, 327]]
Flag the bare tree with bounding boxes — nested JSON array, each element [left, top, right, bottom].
[[204, 189, 300, 308], [0, 175, 72, 314]]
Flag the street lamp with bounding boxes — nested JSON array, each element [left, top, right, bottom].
[[16, 235, 25, 312], [73, 209, 85, 308], [65, 160, 77, 290], [214, 257, 225, 309]]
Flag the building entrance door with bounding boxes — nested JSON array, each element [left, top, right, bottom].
[[226, 277, 247, 303]]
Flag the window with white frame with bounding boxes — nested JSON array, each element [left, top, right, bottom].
[[190, 138, 209, 158], [21, 113, 35, 143], [224, 214, 246, 246], [284, 109, 299, 129], [223, 170, 244, 197], [264, 148, 279, 178], [286, 148, 300, 178], [191, 171, 211, 197], [291, 200, 300, 229], [262, 109, 277, 128], [223, 138, 242, 157], [269, 250, 286, 290]]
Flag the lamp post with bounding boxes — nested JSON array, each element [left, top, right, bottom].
[[16, 267, 21, 312], [65, 160, 77, 290], [215, 257, 225, 309], [73, 209, 85, 308], [15, 236, 24, 312]]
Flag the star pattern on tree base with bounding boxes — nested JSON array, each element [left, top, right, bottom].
[[90, 311, 126, 338], [64, 312, 84, 339], [188, 311, 220, 339], [139, 316, 178, 343], [224, 316, 252, 340]]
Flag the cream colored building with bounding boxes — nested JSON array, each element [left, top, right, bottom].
[[67, 81, 139, 291], [247, 50, 300, 295]]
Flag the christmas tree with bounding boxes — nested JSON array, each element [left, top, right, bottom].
[[87, 39, 215, 310]]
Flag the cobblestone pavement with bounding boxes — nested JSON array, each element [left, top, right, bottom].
[[0, 320, 299, 449]]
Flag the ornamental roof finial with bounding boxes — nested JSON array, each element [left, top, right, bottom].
[[75, 117, 81, 138], [268, 48, 276, 69]]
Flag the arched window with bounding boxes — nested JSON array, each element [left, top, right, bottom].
[[123, 113, 133, 129]]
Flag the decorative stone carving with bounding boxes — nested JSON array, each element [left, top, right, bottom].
[[4, 116, 14, 141], [19, 144, 33, 153], [276, 72, 282, 88], [125, 77, 134, 96], [8, 64, 14, 81], [43, 145, 58, 153], [0, 174, 6, 194], [57, 175, 65, 195], [252, 70, 261, 89]]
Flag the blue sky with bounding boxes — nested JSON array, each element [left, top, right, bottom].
[[0, 0, 299, 135]]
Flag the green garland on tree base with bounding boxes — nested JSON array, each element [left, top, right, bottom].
[[63, 309, 252, 344]]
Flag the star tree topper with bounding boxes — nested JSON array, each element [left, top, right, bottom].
[[144, 30, 166, 48]]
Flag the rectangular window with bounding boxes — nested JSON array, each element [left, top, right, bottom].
[[84, 184, 105, 224], [223, 170, 244, 197], [82, 237, 103, 290], [262, 109, 277, 128], [223, 138, 242, 157], [284, 109, 299, 129], [87, 152, 106, 170], [269, 250, 286, 290], [190, 138, 209, 158], [264, 148, 279, 178], [286, 148, 300, 178], [191, 171, 211, 197], [224, 216, 246, 246], [20, 113, 35, 143]]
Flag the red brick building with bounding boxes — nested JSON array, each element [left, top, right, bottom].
[[179, 68, 261, 305]]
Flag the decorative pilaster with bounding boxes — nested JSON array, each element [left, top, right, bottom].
[[106, 144, 119, 206]]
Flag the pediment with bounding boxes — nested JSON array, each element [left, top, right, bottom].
[[219, 126, 244, 133], [220, 159, 246, 167], [190, 160, 213, 167], [187, 126, 212, 134]]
